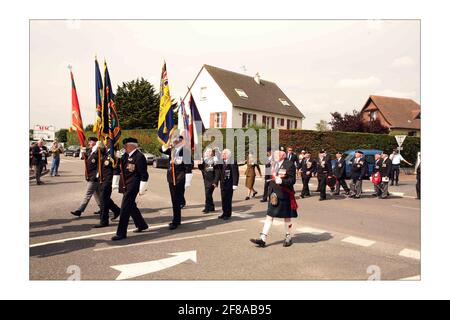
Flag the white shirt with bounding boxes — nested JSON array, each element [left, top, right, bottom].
[[128, 148, 138, 157], [390, 153, 404, 165]]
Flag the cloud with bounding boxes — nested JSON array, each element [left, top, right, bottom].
[[336, 76, 382, 88], [373, 89, 417, 100], [392, 56, 415, 68]]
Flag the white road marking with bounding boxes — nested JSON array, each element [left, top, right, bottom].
[[392, 205, 420, 211], [95, 229, 246, 252], [399, 249, 421, 260], [112, 250, 197, 280], [399, 275, 421, 281], [30, 216, 219, 248], [342, 236, 376, 247], [297, 227, 329, 235]]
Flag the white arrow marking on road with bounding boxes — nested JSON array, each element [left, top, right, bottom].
[[111, 250, 197, 280]]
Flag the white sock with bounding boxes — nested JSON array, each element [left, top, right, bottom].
[[261, 218, 273, 241], [285, 221, 293, 239]]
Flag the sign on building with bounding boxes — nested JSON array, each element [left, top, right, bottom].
[[32, 125, 55, 141]]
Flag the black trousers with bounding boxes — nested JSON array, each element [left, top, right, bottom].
[[416, 176, 421, 199], [335, 178, 349, 194], [169, 180, 185, 225], [221, 187, 234, 217], [318, 174, 327, 199], [262, 176, 271, 200], [204, 183, 216, 211], [116, 188, 148, 237], [391, 164, 400, 184], [99, 182, 121, 225], [301, 175, 311, 196]]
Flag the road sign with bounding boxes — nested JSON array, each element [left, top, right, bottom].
[[395, 135, 407, 147], [111, 250, 197, 280], [33, 124, 55, 141]]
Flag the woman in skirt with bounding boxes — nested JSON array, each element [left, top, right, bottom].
[[250, 150, 298, 247], [244, 154, 262, 200]]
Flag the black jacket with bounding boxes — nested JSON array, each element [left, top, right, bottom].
[[373, 159, 382, 174], [268, 160, 297, 199], [380, 158, 392, 178], [118, 149, 149, 193], [198, 158, 220, 187], [333, 157, 346, 179], [316, 156, 333, 176], [84, 148, 100, 182], [300, 157, 316, 178], [31, 145, 49, 166], [286, 153, 300, 169], [161, 146, 193, 185], [98, 149, 120, 185], [216, 161, 239, 190], [351, 157, 368, 180]]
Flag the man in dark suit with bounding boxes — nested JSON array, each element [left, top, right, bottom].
[[333, 151, 350, 195], [286, 146, 300, 170], [316, 149, 333, 201], [71, 137, 101, 217], [378, 151, 393, 199], [349, 150, 368, 199], [198, 148, 220, 213], [216, 149, 239, 220], [161, 135, 193, 230], [31, 140, 49, 185], [372, 152, 383, 197], [111, 137, 149, 241], [261, 147, 273, 203], [299, 150, 316, 198]]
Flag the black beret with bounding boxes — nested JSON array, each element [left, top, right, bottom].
[[320, 149, 327, 153], [88, 137, 98, 142], [336, 151, 343, 155], [123, 137, 138, 145], [355, 150, 364, 155]]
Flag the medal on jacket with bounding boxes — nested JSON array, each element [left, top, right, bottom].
[[278, 168, 287, 178], [104, 160, 110, 166], [91, 159, 96, 163]]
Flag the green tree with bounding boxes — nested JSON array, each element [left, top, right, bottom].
[[56, 129, 69, 143], [115, 78, 160, 129], [315, 120, 330, 131]]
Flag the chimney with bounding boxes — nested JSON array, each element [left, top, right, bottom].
[[254, 72, 261, 85]]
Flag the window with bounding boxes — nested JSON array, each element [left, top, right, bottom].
[[263, 116, 275, 129], [287, 119, 298, 130], [234, 88, 248, 98], [370, 110, 377, 121], [277, 118, 285, 127], [242, 112, 257, 128], [215, 113, 222, 128], [279, 98, 290, 106], [200, 87, 207, 101], [210, 112, 227, 128]]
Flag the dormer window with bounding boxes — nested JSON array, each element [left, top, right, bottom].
[[279, 98, 290, 106], [234, 88, 248, 98]]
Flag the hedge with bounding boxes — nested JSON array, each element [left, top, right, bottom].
[[67, 129, 420, 165]]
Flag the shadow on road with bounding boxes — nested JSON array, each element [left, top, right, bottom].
[[268, 232, 333, 247]]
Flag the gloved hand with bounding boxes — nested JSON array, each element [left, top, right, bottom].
[[112, 175, 120, 190], [115, 150, 121, 159], [275, 176, 282, 184], [139, 181, 148, 196], [232, 185, 238, 191], [185, 173, 193, 188]]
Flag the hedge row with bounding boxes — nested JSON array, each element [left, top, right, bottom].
[[67, 129, 420, 165]]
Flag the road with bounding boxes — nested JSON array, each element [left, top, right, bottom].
[[29, 156, 420, 280]]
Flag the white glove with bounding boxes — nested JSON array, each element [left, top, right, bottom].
[[275, 176, 282, 185], [232, 185, 238, 190], [185, 173, 193, 188], [115, 150, 121, 159], [139, 180, 148, 195], [80, 147, 87, 155], [112, 175, 120, 190]]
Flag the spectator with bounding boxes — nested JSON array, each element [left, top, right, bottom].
[[50, 141, 64, 176], [243, 154, 262, 200], [389, 149, 413, 186], [31, 140, 48, 185]]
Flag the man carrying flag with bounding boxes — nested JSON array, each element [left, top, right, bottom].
[[158, 62, 192, 230]]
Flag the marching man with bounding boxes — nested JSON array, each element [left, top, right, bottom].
[[250, 150, 298, 248], [111, 137, 149, 241]]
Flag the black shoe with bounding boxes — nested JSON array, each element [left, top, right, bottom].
[[300, 195, 305, 199], [111, 235, 126, 241], [169, 223, 179, 230], [345, 191, 350, 196], [202, 208, 207, 213], [260, 199, 268, 202], [180, 203, 186, 209], [93, 223, 109, 228], [71, 210, 82, 217], [133, 226, 149, 233], [245, 197, 250, 200], [319, 198, 326, 201], [354, 196, 361, 199], [111, 212, 120, 221], [218, 215, 224, 219], [252, 191, 258, 198], [372, 193, 378, 197], [93, 210, 101, 215], [250, 238, 266, 247], [222, 216, 231, 221], [283, 238, 293, 247]]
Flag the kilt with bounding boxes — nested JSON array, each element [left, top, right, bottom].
[[267, 181, 298, 218]]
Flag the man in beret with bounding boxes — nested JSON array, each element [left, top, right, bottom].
[[379, 151, 393, 199], [299, 150, 316, 198], [349, 150, 368, 199], [316, 149, 333, 201], [111, 137, 149, 241], [70, 137, 102, 217], [333, 151, 350, 196]]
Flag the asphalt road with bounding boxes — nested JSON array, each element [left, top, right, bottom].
[[29, 156, 421, 281]]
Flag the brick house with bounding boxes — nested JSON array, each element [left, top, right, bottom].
[[361, 95, 421, 136]]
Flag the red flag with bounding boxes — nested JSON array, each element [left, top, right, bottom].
[[69, 69, 86, 147]]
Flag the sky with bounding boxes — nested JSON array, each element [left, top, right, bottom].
[[30, 20, 420, 131]]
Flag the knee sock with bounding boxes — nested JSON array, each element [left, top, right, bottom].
[[261, 218, 273, 241], [285, 221, 293, 239]]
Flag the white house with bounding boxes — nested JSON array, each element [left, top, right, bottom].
[[180, 65, 305, 129]]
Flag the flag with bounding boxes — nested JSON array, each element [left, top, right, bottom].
[[93, 58, 104, 135], [157, 61, 175, 146], [103, 61, 121, 158], [69, 69, 86, 147], [188, 94, 205, 151], [178, 99, 190, 139]]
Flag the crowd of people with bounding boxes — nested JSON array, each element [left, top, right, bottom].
[[32, 135, 420, 247]]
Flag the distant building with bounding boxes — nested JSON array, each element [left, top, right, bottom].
[[361, 95, 421, 136], [181, 64, 305, 129]]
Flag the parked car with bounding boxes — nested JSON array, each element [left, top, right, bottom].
[[64, 145, 80, 157], [138, 148, 156, 165], [331, 149, 382, 180], [152, 154, 170, 169]]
